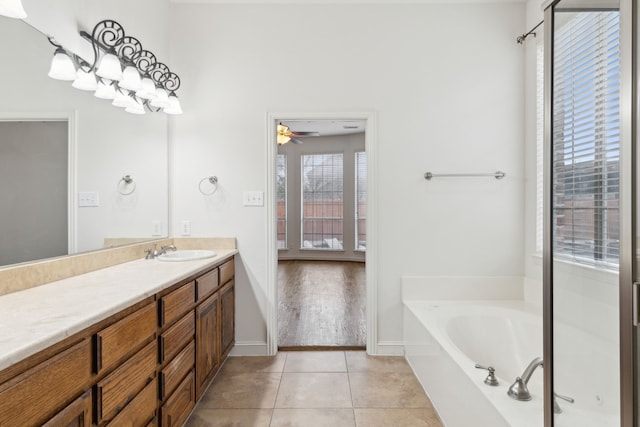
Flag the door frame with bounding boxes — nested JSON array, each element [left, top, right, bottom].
[[0, 112, 77, 254], [266, 111, 378, 355]]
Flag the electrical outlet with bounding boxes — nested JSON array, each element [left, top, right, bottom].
[[152, 220, 162, 236], [181, 220, 191, 236], [78, 191, 99, 207]]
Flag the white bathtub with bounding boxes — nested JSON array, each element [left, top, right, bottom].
[[404, 300, 618, 427]]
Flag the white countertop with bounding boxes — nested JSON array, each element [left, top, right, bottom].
[[0, 249, 237, 372]]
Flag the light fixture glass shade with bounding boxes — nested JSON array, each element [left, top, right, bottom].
[[0, 0, 27, 19], [112, 89, 135, 108], [135, 76, 157, 100], [163, 93, 183, 115], [72, 68, 98, 91], [119, 65, 142, 91], [94, 79, 116, 100], [125, 98, 146, 115], [48, 48, 76, 81], [96, 50, 123, 81], [150, 87, 170, 108]]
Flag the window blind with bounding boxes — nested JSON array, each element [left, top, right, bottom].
[[552, 10, 620, 267], [276, 154, 287, 249], [355, 151, 367, 251], [301, 153, 344, 250]]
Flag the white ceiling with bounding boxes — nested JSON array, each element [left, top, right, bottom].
[[281, 119, 366, 137]]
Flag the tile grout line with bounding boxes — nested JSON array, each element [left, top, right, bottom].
[[268, 352, 289, 426]]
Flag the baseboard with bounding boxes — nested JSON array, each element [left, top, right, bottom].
[[279, 345, 366, 352], [373, 341, 405, 356], [229, 341, 269, 356]]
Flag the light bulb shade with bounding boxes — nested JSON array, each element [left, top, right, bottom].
[[0, 0, 27, 19], [94, 79, 116, 100], [72, 69, 98, 91], [112, 89, 135, 108], [163, 93, 183, 115], [119, 65, 142, 91], [96, 51, 123, 81], [48, 49, 76, 81], [125, 98, 146, 115], [135, 76, 157, 100], [150, 87, 170, 108]]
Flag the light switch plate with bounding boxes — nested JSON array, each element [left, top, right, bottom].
[[78, 191, 99, 207], [243, 191, 264, 207], [152, 220, 162, 236]]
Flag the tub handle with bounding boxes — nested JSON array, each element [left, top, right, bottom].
[[475, 364, 499, 386], [553, 392, 575, 414]]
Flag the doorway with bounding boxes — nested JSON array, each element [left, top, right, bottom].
[[266, 112, 377, 355]]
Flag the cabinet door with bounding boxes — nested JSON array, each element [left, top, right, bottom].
[[42, 389, 92, 427], [220, 280, 235, 359], [161, 370, 195, 427], [0, 338, 91, 426], [195, 293, 219, 397]]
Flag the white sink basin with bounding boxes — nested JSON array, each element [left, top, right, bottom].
[[157, 250, 217, 262]]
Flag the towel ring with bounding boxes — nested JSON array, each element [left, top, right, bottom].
[[118, 175, 136, 195], [199, 176, 218, 195]]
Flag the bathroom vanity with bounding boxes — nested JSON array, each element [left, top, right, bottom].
[[0, 249, 236, 426]]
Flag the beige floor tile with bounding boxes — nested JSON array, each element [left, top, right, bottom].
[[222, 353, 288, 373], [270, 408, 356, 427], [198, 372, 282, 409], [283, 351, 347, 372], [345, 352, 413, 373], [354, 408, 443, 427], [185, 408, 273, 427], [275, 372, 352, 408], [349, 372, 432, 408]]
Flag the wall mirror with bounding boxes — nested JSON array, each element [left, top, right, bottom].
[[0, 17, 168, 267]]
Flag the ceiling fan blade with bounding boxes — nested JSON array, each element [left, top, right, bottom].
[[291, 131, 320, 137], [290, 137, 304, 144]]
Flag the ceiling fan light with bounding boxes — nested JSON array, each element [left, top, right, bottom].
[[96, 50, 123, 81], [119, 65, 142, 91], [163, 92, 182, 115], [277, 134, 291, 145], [94, 79, 116, 100], [48, 48, 76, 81], [0, 0, 27, 19], [72, 68, 98, 91]]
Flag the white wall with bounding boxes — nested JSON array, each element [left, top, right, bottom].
[[169, 2, 526, 353], [1, 1, 170, 253]]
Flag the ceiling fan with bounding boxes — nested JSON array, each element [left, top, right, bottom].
[[277, 123, 319, 145]]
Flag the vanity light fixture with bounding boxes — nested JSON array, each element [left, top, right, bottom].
[[0, 0, 27, 19], [46, 19, 182, 115]]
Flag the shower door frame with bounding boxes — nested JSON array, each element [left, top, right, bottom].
[[543, 0, 636, 426]]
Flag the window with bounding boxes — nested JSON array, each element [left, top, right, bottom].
[[536, 39, 544, 254], [355, 151, 367, 250], [301, 153, 344, 250], [552, 11, 620, 267], [276, 154, 287, 249]]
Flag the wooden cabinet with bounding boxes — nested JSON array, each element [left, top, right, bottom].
[[0, 255, 235, 427], [196, 292, 219, 397], [42, 389, 92, 427], [220, 280, 235, 360], [0, 338, 92, 426]]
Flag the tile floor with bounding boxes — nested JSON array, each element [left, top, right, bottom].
[[186, 351, 443, 427]]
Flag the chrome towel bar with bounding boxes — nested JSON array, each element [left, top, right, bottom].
[[424, 171, 506, 180]]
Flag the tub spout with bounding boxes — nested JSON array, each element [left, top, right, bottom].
[[507, 357, 543, 401]]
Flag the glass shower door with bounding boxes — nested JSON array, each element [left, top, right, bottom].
[[547, 1, 622, 425]]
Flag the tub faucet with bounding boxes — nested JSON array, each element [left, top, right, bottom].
[[507, 357, 543, 401]]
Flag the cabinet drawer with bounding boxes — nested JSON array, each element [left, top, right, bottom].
[[159, 311, 195, 364], [160, 341, 195, 400], [161, 370, 196, 427], [107, 377, 157, 427], [0, 338, 91, 426], [159, 281, 195, 327], [219, 259, 234, 285], [196, 268, 219, 301], [42, 388, 92, 427], [96, 341, 156, 424], [95, 302, 156, 374]]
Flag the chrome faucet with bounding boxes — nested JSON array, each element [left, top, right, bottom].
[[507, 357, 543, 401], [144, 244, 177, 259], [159, 244, 177, 255]]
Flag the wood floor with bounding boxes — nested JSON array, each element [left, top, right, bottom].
[[278, 260, 366, 349]]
